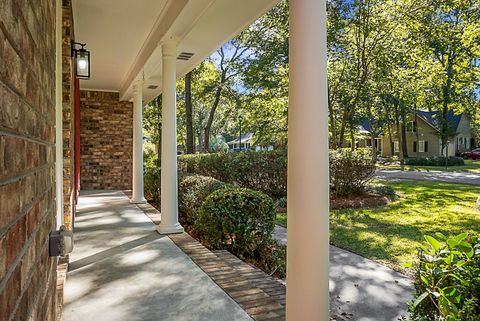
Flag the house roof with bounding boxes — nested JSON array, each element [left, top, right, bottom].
[[416, 110, 463, 132], [227, 132, 253, 145], [358, 110, 464, 135], [357, 120, 372, 134]]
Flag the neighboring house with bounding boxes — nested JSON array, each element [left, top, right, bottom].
[[355, 110, 474, 157], [227, 132, 274, 152]]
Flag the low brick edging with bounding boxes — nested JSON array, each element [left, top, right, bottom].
[[170, 233, 286, 321], [134, 198, 286, 320]]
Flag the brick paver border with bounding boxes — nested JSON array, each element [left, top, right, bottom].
[[134, 197, 286, 320]]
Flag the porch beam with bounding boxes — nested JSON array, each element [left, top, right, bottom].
[[157, 40, 184, 235], [131, 80, 147, 204], [286, 0, 330, 320]]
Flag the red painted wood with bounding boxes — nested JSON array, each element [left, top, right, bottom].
[[74, 76, 81, 203]]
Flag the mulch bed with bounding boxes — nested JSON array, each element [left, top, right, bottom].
[[330, 193, 392, 209], [277, 193, 392, 212]]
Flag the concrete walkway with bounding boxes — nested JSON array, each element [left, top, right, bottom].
[[376, 169, 480, 185], [62, 190, 252, 321], [274, 225, 413, 321]]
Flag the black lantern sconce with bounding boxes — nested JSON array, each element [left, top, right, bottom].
[[71, 41, 91, 79]]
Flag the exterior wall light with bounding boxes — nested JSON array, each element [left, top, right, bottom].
[[72, 41, 91, 79]]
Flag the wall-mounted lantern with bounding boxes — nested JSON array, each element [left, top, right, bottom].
[[72, 41, 91, 79]]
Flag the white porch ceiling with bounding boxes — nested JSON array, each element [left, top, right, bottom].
[[72, 0, 280, 102]]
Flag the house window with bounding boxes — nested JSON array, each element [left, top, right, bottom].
[[394, 141, 399, 153], [419, 140, 425, 153]]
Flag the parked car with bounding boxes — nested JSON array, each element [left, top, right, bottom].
[[461, 148, 480, 160]]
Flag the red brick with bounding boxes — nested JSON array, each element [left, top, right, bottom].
[[0, 181, 20, 230], [80, 90, 133, 190], [5, 215, 27, 268]]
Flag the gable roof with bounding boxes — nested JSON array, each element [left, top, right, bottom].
[[227, 132, 253, 145], [416, 110, 463, 132]]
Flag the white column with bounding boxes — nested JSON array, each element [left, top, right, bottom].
[[131, 80, 146, 204], [286, 0, 329, 320], [157, 40, 184, 235], [55, 0, 64, 228]]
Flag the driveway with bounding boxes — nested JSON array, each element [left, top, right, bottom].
[[376, 169, 480, 186]]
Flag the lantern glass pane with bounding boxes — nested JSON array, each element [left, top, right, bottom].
[[76, 50, 90, 79]]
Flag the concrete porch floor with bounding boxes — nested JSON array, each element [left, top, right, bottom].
[[61, 190, 252, 321]]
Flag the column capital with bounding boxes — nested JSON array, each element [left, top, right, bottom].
[[132, 79, 144, 94], [161, 37, 178, 58]]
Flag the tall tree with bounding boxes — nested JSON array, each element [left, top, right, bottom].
[[204, 42, 249, 151], [410, 0, 480, 153], [185, 71, 194, 154]]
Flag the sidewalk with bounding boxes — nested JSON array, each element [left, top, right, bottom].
[[62, 190, 252, 321], [274, 225, 413, 321]]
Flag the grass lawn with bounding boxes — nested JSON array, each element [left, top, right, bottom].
[[377, 159, 480, 173], [276, 180, 480, 275]]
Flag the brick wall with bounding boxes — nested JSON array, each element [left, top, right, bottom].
[[80, 91, 133, 190], [0, 0, 58, 320], [62, 0, 75, 230]]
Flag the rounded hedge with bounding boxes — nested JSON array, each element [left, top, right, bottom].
[[196, 187, 276, 257], [178, 174, 230, 227], [405, 156, 465, 167], [144, 165, 161, 203]]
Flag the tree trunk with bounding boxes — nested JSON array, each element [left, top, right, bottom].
[[441, 55, 454, 155], [204, 71, 226, 152], [198, 130, 204, 153], [371, 135, 377, 161], [328, 87, 338, 149], [400, 105, 409, 159], [394, 102, 404, 166], [156, 95, 162, 166], [350, 127, 355, 151], [185, 72, 194, 154]]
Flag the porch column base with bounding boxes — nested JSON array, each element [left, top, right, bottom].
[[130, 198, 147, 204], [156, 223, 184, 235]]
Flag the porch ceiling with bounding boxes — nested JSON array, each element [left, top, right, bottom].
[[73, 0, 280, 103]]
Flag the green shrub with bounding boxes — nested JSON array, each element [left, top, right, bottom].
[[179, 150, 287, 198], [405, 156, 465, 167], [180, 149, 378, 198], [276, 196, 287, 208], [178, 175, 230, 227], [408, 233, 480, 321], [195, 187, 276, 258], [144, 153, 160, 203], [256, 240, 287, 278], [329, 148, 376, 196]]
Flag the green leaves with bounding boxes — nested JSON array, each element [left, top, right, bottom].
[[409, 232, 480, 320], [425, 235, 440, 253], [412, 291, 429, 308]]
